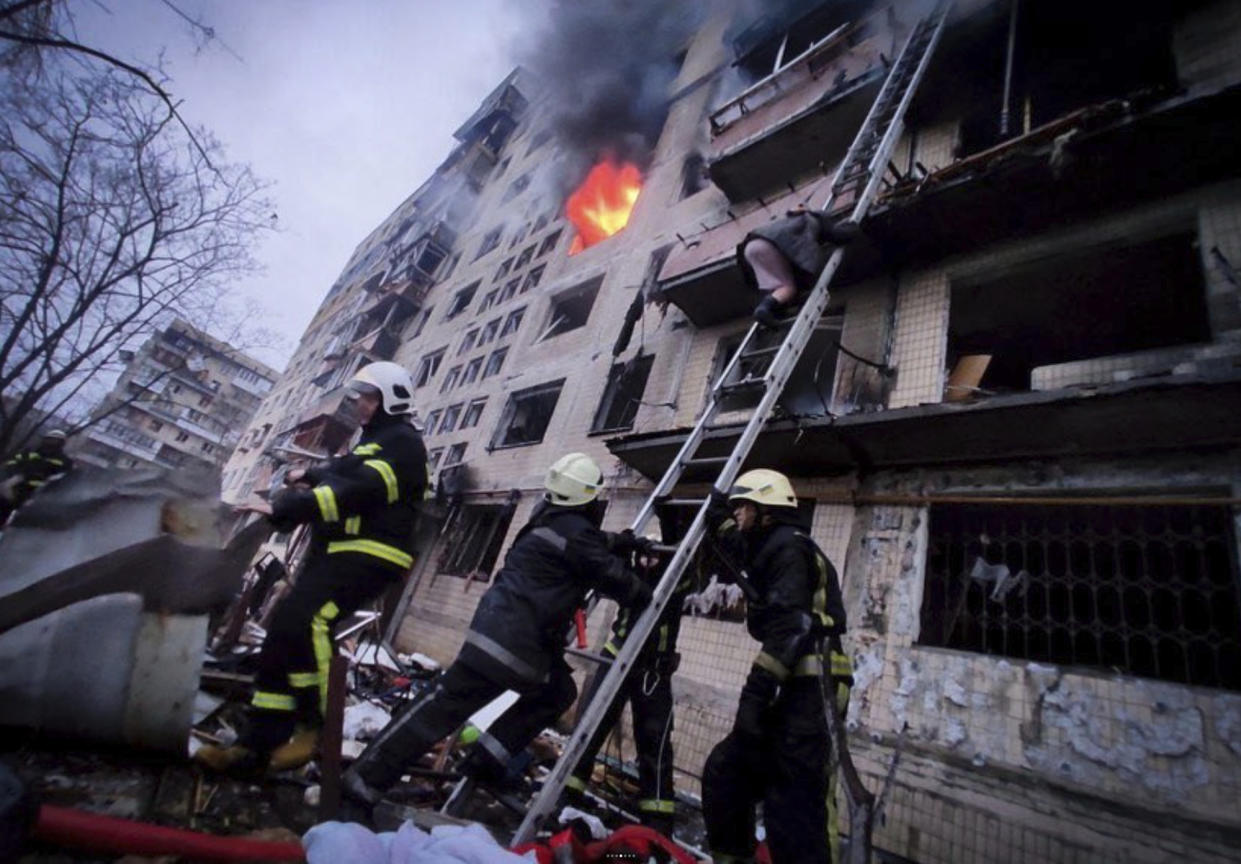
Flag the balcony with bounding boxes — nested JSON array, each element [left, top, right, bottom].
[[87, 426, 161, 462]]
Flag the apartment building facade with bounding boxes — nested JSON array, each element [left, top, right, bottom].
[[76, 320, 276, 476], [226, 2, 1241, 860]]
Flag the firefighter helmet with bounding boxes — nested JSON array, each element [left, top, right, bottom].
[[544, 452, 603, 506], [348, 361, 415, 415], [42, 429, 67, 440], [729, 468, 798, 509]]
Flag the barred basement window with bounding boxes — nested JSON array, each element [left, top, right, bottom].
[[919, 500, 1241, 691], [492, 379, 564, 448], [440, 503, 516, 580], [591, 354, 655, 433]]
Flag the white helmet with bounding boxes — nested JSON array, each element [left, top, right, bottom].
[[544, 452, 603, 506], [349, 361, 415, 415]]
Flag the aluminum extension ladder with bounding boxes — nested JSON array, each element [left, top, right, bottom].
[[512, 3, 951, 846]]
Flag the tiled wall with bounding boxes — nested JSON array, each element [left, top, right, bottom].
[[887, 271, 950, 408]]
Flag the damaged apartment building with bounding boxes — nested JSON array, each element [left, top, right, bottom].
[[223, 1, 1241, 861]]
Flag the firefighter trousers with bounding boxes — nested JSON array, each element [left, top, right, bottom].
[[245, 551, 395, 752], [703, 680, 832, 864], [568, 655, 676, 828], [349, 654, 577, 792]]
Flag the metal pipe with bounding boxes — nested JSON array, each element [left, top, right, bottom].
[[999, 0, 1020, 137]]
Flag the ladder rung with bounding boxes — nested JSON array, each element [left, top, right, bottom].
[[718, 378, 768, 395], [565, 646, 613, 665], [740, 345, 780, 360], [650, 543, 681, 555], [659, 497, 705, 507], [684, 456, 729, 468]]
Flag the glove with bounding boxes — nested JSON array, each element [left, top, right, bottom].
[[609, 528, 655, 556], [706, 488, 733, 528]]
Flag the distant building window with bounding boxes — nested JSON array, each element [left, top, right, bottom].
[[446, 282, 479, 319], [495, 258, 514, 282], [919, 500, 1241, 691], [521, 265, 546, 294], [537, 230, 562, 258], [501, 307, 525, 338], [474, 228, 503, 261], [500, 277, 522, 303], [427, 447, 444, 469], [149, 420, 163, 432], [459, 328, 480, 356], [591, 354, 656, 433], [479, 288, 500, 312], [439, 403, 463, 434], [423, 410, 442, 435], [539, 276, 601, 340], [439, 365, 461, 394], [439, 503, 515, 580], [445, 441, 467, 466], [532, 212, 550, 233], [482, 347, 507, 379], [175, 431, 190, 443], [461, 398, 486, 429], [526, 129, 552, 156], [680, 153, 706, 198], [492, 379, 564, 448], [461, 356, 484, 387], [502, 173, 530, 203], [479, 318, 502, 346], [515, 244, 536, 269], [508, 223, 529, 250], [414, 349, 446, 388]]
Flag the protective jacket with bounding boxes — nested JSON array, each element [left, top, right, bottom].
[[270, 413, 428, 572], [1, 449, 73, 515], [459, 501, 650, 688]]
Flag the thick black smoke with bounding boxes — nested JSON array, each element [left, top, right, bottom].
[[517, 1, 709, 194]]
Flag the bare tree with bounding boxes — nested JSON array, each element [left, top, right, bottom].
[[0, 64, 273, 456]]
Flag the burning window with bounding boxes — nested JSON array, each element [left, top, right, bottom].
[[439, 403, 463, 434], [483, 347, 507, 379], [479, 317, 501, 346], [492, 379, 565, 448], [413, 349, 445, 388], [446, 282, 479, 319], [947, 233, 1210, 397], [537, 230, 562, 258], [591, 354, 655, 433], [439, 503, 516, 580], [566, 160, 642, 254], [539, 277, 602, 341], [501, 308, 525, 338], [919, 499, 1241, 691], [439, 365, 461, 394], [461, 356, 483, 386], [461, 398, 486, 429], [474, 227, 503, 261], [521, 265, 545, 294], [458, 328, 479, 356], [423, 410, 441, 436]]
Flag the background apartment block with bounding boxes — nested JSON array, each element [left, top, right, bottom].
[[225, 1, 1241, 861], [76, 320, 276, 474]]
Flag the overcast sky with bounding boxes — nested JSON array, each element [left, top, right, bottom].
[[72, 1, 536, 371]]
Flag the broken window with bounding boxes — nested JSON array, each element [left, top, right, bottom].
[[458, 328, 479, 356], [515, 244, 535, 269], [501, 307, 525, 338], [414, 349, 446, 388], [492, 379, 564, 448], [521, 265, 545, 294], [680, 153, 706, 199], [439, 403, 463, 434], [439, 365, 461, 394], [947, 233, 1210, 396], [730, 1, 856, 83], [439, 503, 516, 580], [445, 282, 479, 319], [461, 356, 483, 386], [423, 410, 441, 436], [474, 227, 503, 261], [479, 317, 501, 346], [537, 230, 562, 258], [919, 499, 1241, 691], [461, 398, 486, 429], [482, 347, 507, 379], [539, 277, 601, 341], [445, 442, 467, 466], [494, 258, 514, 282], [708, 312, 844, 414], [591, 354, 655, 433], [409, 305, 433, 338]]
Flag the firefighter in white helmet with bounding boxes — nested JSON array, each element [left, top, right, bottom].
[[344, 452, 654, 807], [701, 469, 852, 864], [197, 361, 429, 774]]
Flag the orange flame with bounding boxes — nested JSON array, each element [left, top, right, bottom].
[[565, 159, 642, 255]]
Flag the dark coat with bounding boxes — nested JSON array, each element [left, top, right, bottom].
[[737, 210, 833, 292], [458, 501, 648, 689]]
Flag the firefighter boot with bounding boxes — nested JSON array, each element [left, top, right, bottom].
[[268, 726, 320, 772]]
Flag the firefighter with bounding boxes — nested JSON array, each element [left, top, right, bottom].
[[701, 469, 852, 864], [342, 452, 654, 807], [737, 207, 859, 327], [0, 429, 73, 525], [196, 361, 428, 773], [563, 526, 692, 837]]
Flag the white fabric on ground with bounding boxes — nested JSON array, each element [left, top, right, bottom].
[[303, 820, 533, 864]]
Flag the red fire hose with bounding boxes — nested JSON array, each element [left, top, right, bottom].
[[574, 608, 588, 649], [32, 804, 305, 861]]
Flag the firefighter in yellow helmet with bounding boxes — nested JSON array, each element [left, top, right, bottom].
[[343, 452, 654, 807], [197, 361, 429, 774], [701, 469, 852, 864]]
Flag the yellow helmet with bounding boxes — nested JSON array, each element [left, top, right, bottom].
[[544, 452, 603, 506], [729, 469, 798, 509]]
